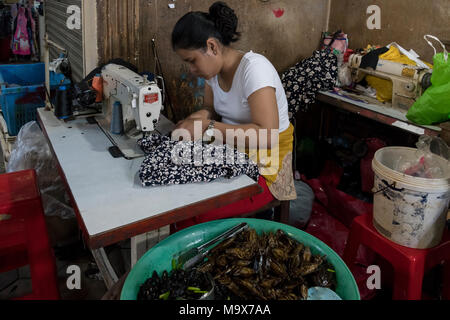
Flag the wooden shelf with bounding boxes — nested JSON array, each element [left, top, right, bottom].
[[317, 91, 450, 143]]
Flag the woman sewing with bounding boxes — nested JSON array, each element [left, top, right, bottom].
[[172, 1, 297, 230]]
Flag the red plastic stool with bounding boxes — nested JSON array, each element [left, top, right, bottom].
[[343, 212, 450, 300], [0, 170, 60, 300]]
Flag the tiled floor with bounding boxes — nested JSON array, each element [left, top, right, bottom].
[[0, 234, 136, 300], [0, 233, 115, 300]]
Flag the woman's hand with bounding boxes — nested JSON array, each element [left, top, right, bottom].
[[172, 118, 207, 141], [186, 109, 211, 121]]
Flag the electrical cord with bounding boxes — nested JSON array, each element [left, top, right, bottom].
[[152, 39, 176, 123]]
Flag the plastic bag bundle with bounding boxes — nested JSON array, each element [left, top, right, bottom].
[[289, 180, 315, 227], [406, 35, 450, 125], [394, 135, 450, 179], [7, 122, 75, 219]]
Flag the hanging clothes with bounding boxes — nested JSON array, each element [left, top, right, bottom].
[[281, 49, 338, 117], [0, 5, 12, 39], [10, 3, 17, 28], [26, 5, 39, 59], [137, 134, 260, 187], [12, 7, 30, 56]]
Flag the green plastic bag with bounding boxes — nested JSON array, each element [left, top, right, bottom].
[[407, 35, 450, 125]]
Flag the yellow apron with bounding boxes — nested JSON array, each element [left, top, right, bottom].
[[247, 124, 297, 201]]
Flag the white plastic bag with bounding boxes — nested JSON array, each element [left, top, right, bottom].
[[386, 42, 431, 69], [289, 180, 315, 227], [394, 135, 450, 179], [7, 122, 75, 219], [337, 63, 353, 87]]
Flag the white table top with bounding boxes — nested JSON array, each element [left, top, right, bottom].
[[37, 108, 258, 242], [319, 90, 441, 134]]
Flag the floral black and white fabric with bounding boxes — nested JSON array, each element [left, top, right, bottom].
[[281, 49, 338, 117], [137, 134, 260, 187]]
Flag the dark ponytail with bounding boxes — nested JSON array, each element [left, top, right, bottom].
[[172, 1, 241, 50], [208, 2, 240, 45]]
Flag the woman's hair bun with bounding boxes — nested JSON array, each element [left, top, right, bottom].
[[208, 1, 240, 45]]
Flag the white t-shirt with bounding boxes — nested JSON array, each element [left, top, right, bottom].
[[205, 51, 290, 133]]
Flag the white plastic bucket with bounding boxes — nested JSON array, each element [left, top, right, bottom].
[[372, 147, 450, 249]]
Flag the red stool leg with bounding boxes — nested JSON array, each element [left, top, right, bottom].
[[343, 221, 364, 271], [442, 261, 450, 300], [0, 220, 28, 272], [23, 198, 60, 300], [0, 170, 60, 300], [393, 256, 425, 300]]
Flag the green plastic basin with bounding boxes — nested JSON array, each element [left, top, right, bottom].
[[121, 218, 360, 300]]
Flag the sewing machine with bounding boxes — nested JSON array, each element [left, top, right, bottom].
[[348, 54, 432, 111], [96, 64, 174, 159]]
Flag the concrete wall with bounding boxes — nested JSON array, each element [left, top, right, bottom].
[[328, 0, 450, 64], [97, 0, 330, 120], [83, 0, 99, 78]]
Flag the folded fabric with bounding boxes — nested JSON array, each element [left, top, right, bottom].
[[380, 46, 417, 66], [359, 47, 389, 69], [365, 75, 393, 102], [137, 134, 260, 187], [281, 49, 338, 116], [386, 42, 432, 69]]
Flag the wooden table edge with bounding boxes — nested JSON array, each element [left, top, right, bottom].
[[316, 92, 442, 137], [37, 110, 91, 245], [86, 182, 263, 249], [37, 109, 263, 249]]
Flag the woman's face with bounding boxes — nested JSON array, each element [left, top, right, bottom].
[[176, 46, 222, 80]]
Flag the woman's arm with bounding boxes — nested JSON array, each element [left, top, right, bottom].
[[214, 86, 279, 149], [174, 86, 279, 149]]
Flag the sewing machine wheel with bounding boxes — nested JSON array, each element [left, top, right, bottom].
[[421, 73, 432, 91]]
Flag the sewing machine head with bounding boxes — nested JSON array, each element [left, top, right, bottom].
[[101, 64, 163, 135], [348, 54, 432, 111], [96, 64, 165, 159]]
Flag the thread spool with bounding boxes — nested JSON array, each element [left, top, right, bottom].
[[111, 101, 124, 135], [92, 74, 103, 103], [54, 86, 73, 119]]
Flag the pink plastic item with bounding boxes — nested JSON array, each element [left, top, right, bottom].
[[12, 7, 31, 56]]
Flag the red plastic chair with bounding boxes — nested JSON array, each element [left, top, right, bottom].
[[0, 170, 60, 300], [343, 211, 450, 300]]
